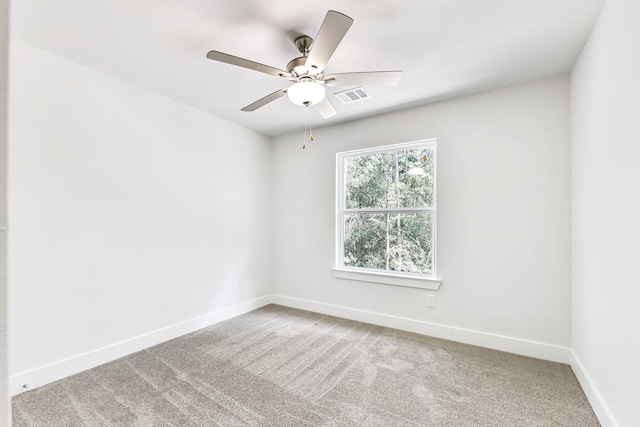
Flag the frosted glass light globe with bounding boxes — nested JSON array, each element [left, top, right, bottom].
[[287, 81, 325, 106]]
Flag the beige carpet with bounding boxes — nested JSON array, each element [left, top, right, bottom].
[[13, 305, 599, 426]]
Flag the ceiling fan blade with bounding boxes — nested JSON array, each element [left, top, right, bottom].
[[305, 11, 354, 74], [316, 97, 337, 119], [206, 50, 290, 78], [241, 88, 288, 112], [325, 71, 403, 87]]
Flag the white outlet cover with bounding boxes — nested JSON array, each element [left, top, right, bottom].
[[426, 295, 436, 308]]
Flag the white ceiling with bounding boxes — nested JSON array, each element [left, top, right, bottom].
[[12, 0, 604, 137]]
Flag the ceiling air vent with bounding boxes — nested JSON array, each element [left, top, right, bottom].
[[334, 86, 370, 104]]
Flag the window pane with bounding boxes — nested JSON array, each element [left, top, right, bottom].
[[398, 146, 434, 208], [344, 214, 388, 270], [345, 152, 395, 209], [344, 146, 434, 209], [344, 212, 432, 275]]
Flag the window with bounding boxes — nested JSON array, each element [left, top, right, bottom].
[[335, 139, 439, 288]]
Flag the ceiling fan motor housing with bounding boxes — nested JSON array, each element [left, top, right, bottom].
[[287, 56, 310, 77]]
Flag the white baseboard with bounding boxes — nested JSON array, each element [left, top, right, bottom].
[[569, 349, 619, 427], [271, 295, 572, 364], [10, 295, 273, 396]]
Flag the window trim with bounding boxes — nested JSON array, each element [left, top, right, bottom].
[[331, 267, 441, 290], [335, 138, 439, 288]]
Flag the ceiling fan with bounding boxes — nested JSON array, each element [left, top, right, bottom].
[[206, 10, 402, 119]]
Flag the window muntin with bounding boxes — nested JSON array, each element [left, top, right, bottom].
[[337, 139, 436, 278]]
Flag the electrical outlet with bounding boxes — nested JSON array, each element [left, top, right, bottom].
[[426, 294, 436, 308], [233, 281, 239, 293]]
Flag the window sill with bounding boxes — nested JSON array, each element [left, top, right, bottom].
[[331, 268, 441, 290]]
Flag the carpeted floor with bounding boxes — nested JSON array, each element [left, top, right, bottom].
[[13, 305, 600, 426]]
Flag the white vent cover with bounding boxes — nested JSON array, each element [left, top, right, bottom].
[[334, 86, 370, 104]]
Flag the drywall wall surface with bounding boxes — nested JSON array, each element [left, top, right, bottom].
[[571, 0, 640, 425], [272, 75, 571, 348], [8, 42, 272, 382], [0, 0, 8, 423]]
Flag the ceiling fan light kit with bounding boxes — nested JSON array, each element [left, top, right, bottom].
[[287, 79, 325, 106], [205, 10, 402, 119]]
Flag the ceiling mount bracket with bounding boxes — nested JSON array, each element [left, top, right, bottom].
[[294, 36, 313, 56]]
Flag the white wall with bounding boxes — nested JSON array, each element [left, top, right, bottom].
[[571, 0, 640, 425], [0, 0, 8, 424], [271, 75, 572, 356], [8, 42, 272, 394]]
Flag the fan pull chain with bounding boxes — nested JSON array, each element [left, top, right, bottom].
[[302, 114, 314, 149], [302, 119, 308, 149]]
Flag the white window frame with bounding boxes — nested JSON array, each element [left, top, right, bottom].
[[333, 139, 441, 290]]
